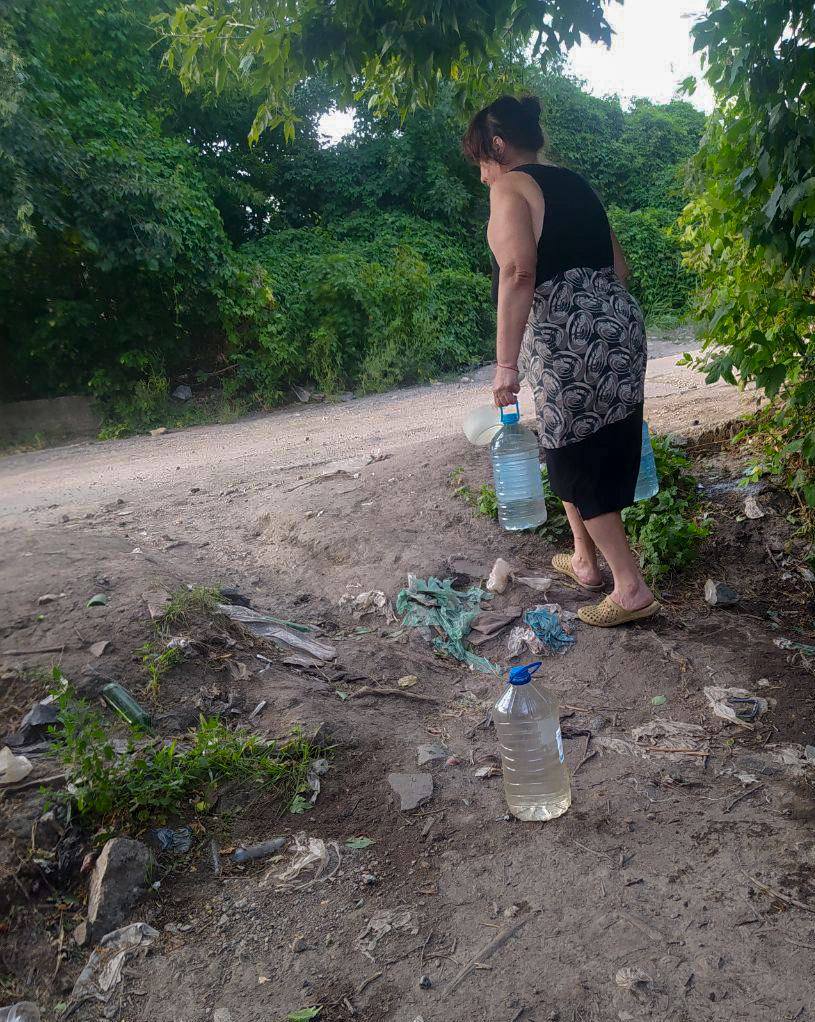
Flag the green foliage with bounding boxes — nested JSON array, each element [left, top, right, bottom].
[[49, 675, 318, 825], [455, 437, 709, 582], [159, 1, 616, 142], [235, 214, 495, 397], [622, 436, 711, 583], [608, 207, 695, 322], [682, 0, 815, 507], [160, 585, 221, 629], [452, 467, 569, 544], [532, 73, 705, 215], [139, 641, 184, 699]]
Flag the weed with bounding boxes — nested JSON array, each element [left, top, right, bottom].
[[451, 467, 568, 544], [621, 435, 711, 582], [139, 641, 185, 698], [160, 585, 221, 630], [48, 672, 319, 825]]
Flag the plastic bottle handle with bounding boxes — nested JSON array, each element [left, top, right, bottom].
[[499, 401, 520, 424]]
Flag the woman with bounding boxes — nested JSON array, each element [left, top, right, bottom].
[[462, 95, 659, 627]]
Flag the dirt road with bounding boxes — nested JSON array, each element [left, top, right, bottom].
[[0, 327, 754, 522], [5, 327, 813, 1022]]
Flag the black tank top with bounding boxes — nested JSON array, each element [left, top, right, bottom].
[[490, 165, 613, 304]]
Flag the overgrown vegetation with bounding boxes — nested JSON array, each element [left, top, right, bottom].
[[454, 434, 710, 582], [1, 0, 702, 434], [159, 585, 221, 630], [682, 1, 815, 509], [48, 673, 318, 825]]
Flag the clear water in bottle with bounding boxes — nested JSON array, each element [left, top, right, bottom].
[[493, 662, 571, 822], [489, 404, 547, 531], [634, 420, 659, 501]]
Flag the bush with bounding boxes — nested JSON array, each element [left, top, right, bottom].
[[230, 213, 495, 399], [608, 206, 694, 323]]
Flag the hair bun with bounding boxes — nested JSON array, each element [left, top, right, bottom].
[[519, 95, 541, 117]]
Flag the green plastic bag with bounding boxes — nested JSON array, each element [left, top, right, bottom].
[[395, 575, 499, 675]]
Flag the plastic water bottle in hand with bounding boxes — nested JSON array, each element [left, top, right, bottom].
[[634, 421, 659, 501], [489, 403, 547, 531], [494, 661, 571, 822]]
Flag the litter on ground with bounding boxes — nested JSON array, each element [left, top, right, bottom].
[[703, 686, 769, 727], [523, 605, 576, 654], [395, 575, 498, 674]]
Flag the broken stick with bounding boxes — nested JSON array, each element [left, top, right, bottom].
[[444, 914, 533, 996], [347, 686, 438, 703]]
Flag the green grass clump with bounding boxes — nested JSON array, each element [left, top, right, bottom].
[[48, 675, 318, 825], [451, 466, 569, 544], [161, 585, 221, 629], [139, 641, 185, 699]]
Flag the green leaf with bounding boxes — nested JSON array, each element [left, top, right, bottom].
[[651, 695, 667, 706], [86, 594, 108, 607], [288, 1009, 322, 1021], [345, 836, 375, 849]]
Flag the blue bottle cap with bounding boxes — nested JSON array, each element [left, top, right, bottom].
[[507, 661, 542, 685], [500, 401, 520, 425]]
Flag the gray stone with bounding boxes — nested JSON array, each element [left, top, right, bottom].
[[172, 384, 193, 401], [213, 1010, 233, 1022], [416, 743, 448, 767], [388, 772, 433, 811], [704, 579, 740, 607], [89, 640, 111, 658], [81, 838, 154, 945]]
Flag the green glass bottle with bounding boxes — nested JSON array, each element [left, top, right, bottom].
[[100, 683, 151, 728]]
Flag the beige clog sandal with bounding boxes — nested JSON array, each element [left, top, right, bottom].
[[551, 553, 604, 591], [577, 595, 661, 628]]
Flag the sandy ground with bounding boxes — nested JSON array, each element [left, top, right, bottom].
[[1, 328, 813, 1022], [0, 329, 756, 523]]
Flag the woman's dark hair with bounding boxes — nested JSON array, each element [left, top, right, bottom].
[[462, 95, 545, 164]]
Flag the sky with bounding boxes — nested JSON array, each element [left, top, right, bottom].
[[320, 0, 713, 142]]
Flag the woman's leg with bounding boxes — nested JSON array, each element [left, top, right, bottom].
[[562, 501, 602, 586], [582, 511, 654, 610]]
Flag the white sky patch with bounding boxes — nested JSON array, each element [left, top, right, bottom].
[[319, 107, 355, 144], [567, 0, 714, 111]]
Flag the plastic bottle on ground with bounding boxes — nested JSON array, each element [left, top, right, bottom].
[[635, 421, 659, 501], [489, 403, 547, 531], [493, 661, 571, 822]]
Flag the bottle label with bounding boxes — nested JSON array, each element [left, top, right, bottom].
[[555, 726, 564, 763]]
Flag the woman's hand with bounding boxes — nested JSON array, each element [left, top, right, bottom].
[[493, 365, 520, 409]]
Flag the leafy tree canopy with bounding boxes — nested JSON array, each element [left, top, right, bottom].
[[682, 0, 815, 505], [160, 0, 619, 141]]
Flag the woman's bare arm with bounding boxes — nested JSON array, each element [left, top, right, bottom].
[[488, 176, 538, 407], [610, 229, 630, 286]]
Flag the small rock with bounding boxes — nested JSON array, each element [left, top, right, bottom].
[[37, 593, 60, 605], [615, 966, 653, 993], [767, 535, 785, 553], [397, 675, 419, 689], [340, 392, 355, 402], [291, 935, 308, 953], [89, 640, 111, 658], [388, 772, 433, 811], [172, 384, 193, 401], [704, 579, 740, 607], [149, 427, 168, 437], [213, 1010, 233, 1022], [80, 837, 154, 945], [417, 743, 448, 767], [744, 495, 766, 519], [418, 975, 432, 989]]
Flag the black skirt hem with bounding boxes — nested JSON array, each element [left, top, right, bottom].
[[544, 404, 643, 520]]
